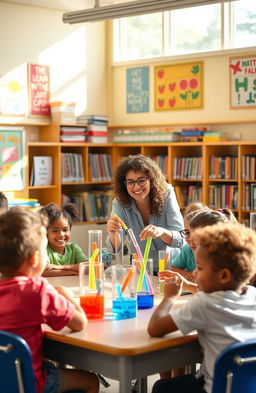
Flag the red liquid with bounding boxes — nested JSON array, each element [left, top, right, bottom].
[[80, 294, 104, 319]]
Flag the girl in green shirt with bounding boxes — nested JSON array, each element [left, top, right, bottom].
[[41, 202, 88, 276]]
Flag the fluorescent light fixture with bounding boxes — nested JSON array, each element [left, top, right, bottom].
[[63, 0, 234, 24]]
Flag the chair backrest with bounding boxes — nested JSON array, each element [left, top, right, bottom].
[[212, 339, 256, 393], [0, 329, 37, 393]]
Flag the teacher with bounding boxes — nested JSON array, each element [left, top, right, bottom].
[[106, 154, 184, 271]]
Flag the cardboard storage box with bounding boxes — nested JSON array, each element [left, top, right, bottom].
[[50, 101, 76, 124]]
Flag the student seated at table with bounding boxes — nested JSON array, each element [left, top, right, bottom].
[[0, 206, 99, 393], [162, 208, 237, 294], [40, 203, 88, 276], [148, 221, 256, 393]]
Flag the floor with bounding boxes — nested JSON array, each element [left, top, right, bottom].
[[99, 374, 159, 392]]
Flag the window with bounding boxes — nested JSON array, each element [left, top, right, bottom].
[[114, 12, 163, 61], [113, 0, 256, 62], [169, 4, 221, 55], [232, 0, 256, 48]]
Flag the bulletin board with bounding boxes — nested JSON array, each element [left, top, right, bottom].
[[154, 61, 203, 111], [230, 54, 256, 109], [0, 127, 25, 191], [28, 64, 50, 116], [127, 66, 149, 113]]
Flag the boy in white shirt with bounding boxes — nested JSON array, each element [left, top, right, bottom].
[[148, 222, 256, 393]]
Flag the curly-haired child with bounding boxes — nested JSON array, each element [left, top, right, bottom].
[[148, 222, 256, 393], [40, 203, 88, 276]]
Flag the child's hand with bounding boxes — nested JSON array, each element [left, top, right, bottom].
[[55, 285, 74, 299], [159, 270, 191, 285], [164, 275, 183, 298]]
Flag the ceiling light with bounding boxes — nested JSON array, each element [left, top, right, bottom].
[[63, 0, 233, 24]]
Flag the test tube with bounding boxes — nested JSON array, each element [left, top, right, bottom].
[[88, 230, 102, 263], [112, 228, 124, 265]]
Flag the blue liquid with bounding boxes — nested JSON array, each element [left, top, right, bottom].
[[137, 292, 154, 309], [112, 297, 137, 319]]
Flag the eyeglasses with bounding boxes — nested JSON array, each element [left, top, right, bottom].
[[180, 229, 191, 238], [125, 177, 149, 188]]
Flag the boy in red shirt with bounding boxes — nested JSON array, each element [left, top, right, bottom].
[[0, 206, 99, 393]]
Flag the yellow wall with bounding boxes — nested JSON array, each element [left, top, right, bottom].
[[110, 49, 256, 140]]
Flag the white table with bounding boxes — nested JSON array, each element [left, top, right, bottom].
[[43, 276, 201, 393]]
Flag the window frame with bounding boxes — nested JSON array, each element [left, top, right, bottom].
[[112, 0, 256, 65]]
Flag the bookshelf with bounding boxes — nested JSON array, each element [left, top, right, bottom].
[[28, 124, 114, 224], [1, 121, 256, 225]]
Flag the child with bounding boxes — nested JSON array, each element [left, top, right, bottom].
[[0, 206, 99, 393], [40, 203, 88, 276], [148, 222, 256, 393], [0, 191, 8, 211], [165, 209, 235, 293]]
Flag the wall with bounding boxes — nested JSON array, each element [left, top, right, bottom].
[[110, 49, 256, 140], [0, 2, 108, 117], [0, 2, 109, 244]]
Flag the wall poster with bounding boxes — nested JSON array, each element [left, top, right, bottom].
[[0, 64, 28, 115], [230, 54, 256, 109], [154, 61, 203, 111], [28, 64, 50, 116], [127, 66, 149, 113], [0, 127, 25, 191]]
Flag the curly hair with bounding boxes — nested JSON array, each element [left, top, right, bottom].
[[0, 206, 48, 275], [192, 222, 256, 287], [113, 154, 167, 216], [40, 202, 78, 228], [0, 191, 8, 211]]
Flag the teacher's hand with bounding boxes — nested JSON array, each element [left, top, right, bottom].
[[107, 216, 122, 234], [139, 225, 165, 240]]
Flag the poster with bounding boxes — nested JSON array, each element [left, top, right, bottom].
[[230, 54, 256, 109], [154, 61, 203, 111], [0, 127, 25, 191], [127, 66, 149, 113], [28, 64, 50, 116], [0, 64, 28, 115]]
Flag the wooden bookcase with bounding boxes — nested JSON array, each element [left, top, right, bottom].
[[1, 122, 255, 225]]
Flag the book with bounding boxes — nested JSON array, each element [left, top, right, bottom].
[[60, 134, 87, 142], [30, 156, 52, 186], [88, 135, 108, 143], [8, 198, 40, 208], [88, 124, 108, 132], [60, 126, 87, 132]]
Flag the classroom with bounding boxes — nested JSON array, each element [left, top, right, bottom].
[[0, 1, 256, 393]]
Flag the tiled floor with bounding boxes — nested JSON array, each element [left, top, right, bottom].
[[99, 374, 159, 392]]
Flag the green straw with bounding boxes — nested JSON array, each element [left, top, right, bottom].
[[136, 237, 152, 292]]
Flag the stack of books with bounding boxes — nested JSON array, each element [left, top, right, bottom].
[[77, 115, 109, 143], [113, 128, 180, 143], [60, 126, 87, 142], [203, 131, 228, 142], [8, 198, 40, 209], [180, 127, 207, 142]]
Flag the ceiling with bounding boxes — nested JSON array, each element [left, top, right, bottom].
[[0, 0, 117, 11], [0, 0, 132, 11]]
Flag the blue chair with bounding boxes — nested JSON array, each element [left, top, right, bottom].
[[212, 339, 256, 393], [0, 329, 37, 393], [0, 330, 83, 393]]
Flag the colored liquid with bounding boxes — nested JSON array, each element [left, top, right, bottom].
[[80, 294, 104, 319], [137, 292, 154, 309], [112, 297, 137, 319]]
